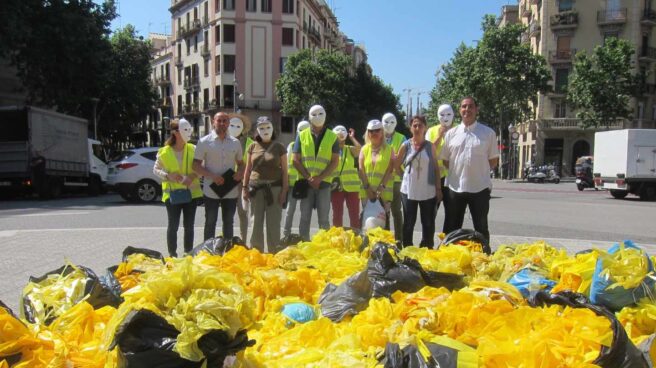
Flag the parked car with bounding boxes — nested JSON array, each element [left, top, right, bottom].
[[107, 147, 161, 202]]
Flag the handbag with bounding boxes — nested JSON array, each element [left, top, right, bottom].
[[330, 147, 350, 192], [168, 146, 192, 205], [292, 179, 309, 199]]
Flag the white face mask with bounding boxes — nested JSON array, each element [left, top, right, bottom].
[[382, 113, 397, 135], [228, 118, 244, 138], [333, 125, 347, 141], [309, 105, 326, 127], [178, 120, 193, 142], [438, 104, 454, 127], [257, 122, 273, 142], [297, 120, 311, 133]]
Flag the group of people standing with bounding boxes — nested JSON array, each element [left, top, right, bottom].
[[154, 97, 499, 257]]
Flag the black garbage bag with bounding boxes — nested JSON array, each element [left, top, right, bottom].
[[191, 236, 240, 256], [380, 342, 462, 368], [101, 265, 125, 302], [368, 243, 466, 298], [280, 234, 304, 248], [21, 264, 121, 325], [437, 228, 491, 255], [122, 246, 165, 262], [318, 270, 373, 322], [529, 291, 649, 368], [197, 329, 255, 366]]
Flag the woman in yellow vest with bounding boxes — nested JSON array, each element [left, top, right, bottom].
[[358, 119, 395, 229], [152, 118, 203, 257], [228, 113, 253, 242], [331, 125, 362, 229]]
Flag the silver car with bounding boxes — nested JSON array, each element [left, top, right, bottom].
[[107, 147, 162, 202]]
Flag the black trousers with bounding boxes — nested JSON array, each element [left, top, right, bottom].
[[438, 176, 450, 233], [203, 196, 238, 241], [444, 188, 491, 242], [165, 199, 198, 257], [401, 193, 437, 248]]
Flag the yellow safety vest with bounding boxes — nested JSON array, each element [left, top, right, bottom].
[[242, 137, 254, 163], [360, 143, 393, 202], [159, 144, 203, 202], [287, 141, 298, 186], [427, 124, 458, 178], [337, 146, 360, 193], [389, 132, 406, 183], [299, 128, 338, 183]]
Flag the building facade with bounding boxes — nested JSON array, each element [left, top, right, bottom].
[[147, 0, 363, 145], [513, 0, 656, 177]]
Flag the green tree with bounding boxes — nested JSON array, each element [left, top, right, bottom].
[[0, 0, 117, 115], [99, 25, 158, 147], [567, 37, 638, 128], [428, 15, 551, 130]]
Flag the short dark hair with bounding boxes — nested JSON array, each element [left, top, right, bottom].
[[410, 115, 427, 126], [461, 96, 478, 107]]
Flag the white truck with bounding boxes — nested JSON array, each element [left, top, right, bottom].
[[0, 106, 108, 199], [593, 129, 656, 201]]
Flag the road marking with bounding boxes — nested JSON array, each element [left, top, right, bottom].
[[17, 211, 90, 217]]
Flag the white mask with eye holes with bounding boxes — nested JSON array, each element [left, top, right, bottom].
[[438, 104, 454, 127], [309, 105, 326, 127], [382, 113, 397, 135], [257, 122, 274, 143], [178, 119, 193, 143], [228, 117, 244, 138], [333, 125, 348, 142]]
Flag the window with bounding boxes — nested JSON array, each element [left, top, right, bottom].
[[282, 27, 294, 46], [223, 85, 234, 107], [215, 25, 221, 44], [215, 0, 220, 12], [223, 0, 234, 11], [178, 66, 182, 85], [141, 151, 158, 161], [215, 55, 221, 73], [558, 0, 572, 12], [194, 35, 198, 52], [178, 95, 183, 113], [282, 0, 294, 14], [203, 88, 209, 109], [204, 59, 209, 77], [604, 32, 619, 43], [261, 0, 272, 13], [215, 85, 220, 104], [186, 39, 191, 55], [639, 102, 645, 119], [224, 24, 235, 43], [281, 117, 293, 133], [224, 54, 235, 73], [553, 101, 566, 118], [280, 57, 288, 73], [246, 0, 256, 12], [555, 68, 569, 93]]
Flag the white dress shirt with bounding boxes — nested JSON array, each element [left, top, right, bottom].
[[194, 131, 242, 199], [439, 121, 499, 193]]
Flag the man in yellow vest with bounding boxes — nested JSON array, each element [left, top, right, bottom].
[[426, 103, 456, 233], [229, 114, 253, 242], [382, 112, 406, 243], [292, 105, 339, 241], [283, 120, 310, 237]]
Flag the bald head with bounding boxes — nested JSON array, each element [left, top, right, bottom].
[[213, 112, 230, 137]]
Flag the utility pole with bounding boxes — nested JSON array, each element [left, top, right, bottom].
[[416, 91, 423, 116], [402, 88, 412, 119]]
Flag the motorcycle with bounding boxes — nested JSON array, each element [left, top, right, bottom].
[[574, 156, 596, 191], [526, 163, 560, 184]]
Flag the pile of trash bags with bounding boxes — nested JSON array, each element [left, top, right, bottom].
[[2, 226, 656, 367]]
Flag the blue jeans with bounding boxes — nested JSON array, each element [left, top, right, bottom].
[[203, 196, 237, 241], [165, 199, 198, 256], [401, 194, 437, 247], [298, 186, 331, 241]]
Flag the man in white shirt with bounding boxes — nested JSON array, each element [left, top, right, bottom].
[[193, 112, 245, 241], [439, 97, 499, 242]]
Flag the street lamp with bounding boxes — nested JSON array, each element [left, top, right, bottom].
[[508, 123, 516, 179], [90, 97, 100, 140]]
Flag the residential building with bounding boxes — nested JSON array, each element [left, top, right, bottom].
[[512, 0, 656, 177], [148, 0, 356, 145]]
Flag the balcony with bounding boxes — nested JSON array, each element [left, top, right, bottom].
[[201, 44, 211, 58], [155, 75, 171, 86], [183, 76, 200, 91], [205, 99, 218, 112], [182, 102, 202, 116], [550, 11, 578, 30], [522, 7, 531, 18], [642, 9, 656, 26], [521, 32, 529, 43], [529, 0, 538, 4], [597, 8, 627, 26], [549, 49, 576, 64], [307, 25, 321, 44], [170, 0, 194, 12], [639, 46, 656, 62], [202, 15, 210, 28], [529, 20, 541, 37], [174, 56, 183, 68], [158, 97, 171, 109], [177, 19, 201, 39], [540, 118, 625, 130]]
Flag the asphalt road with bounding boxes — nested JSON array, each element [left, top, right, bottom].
[[0, 179, 654, 312]]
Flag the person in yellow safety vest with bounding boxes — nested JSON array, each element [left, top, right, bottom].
[[359, 119, 396, 229], [229, 113, 253, 242], [330, 125, 362, 229], [283, 120, 310, 237], [382, 112, 406, 242], [292, 105, 340, 241], [425, 104, 456, 233], [152, 118, 203, 257]]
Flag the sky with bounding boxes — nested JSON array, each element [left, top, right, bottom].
[[106, 0, 516, 112]]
